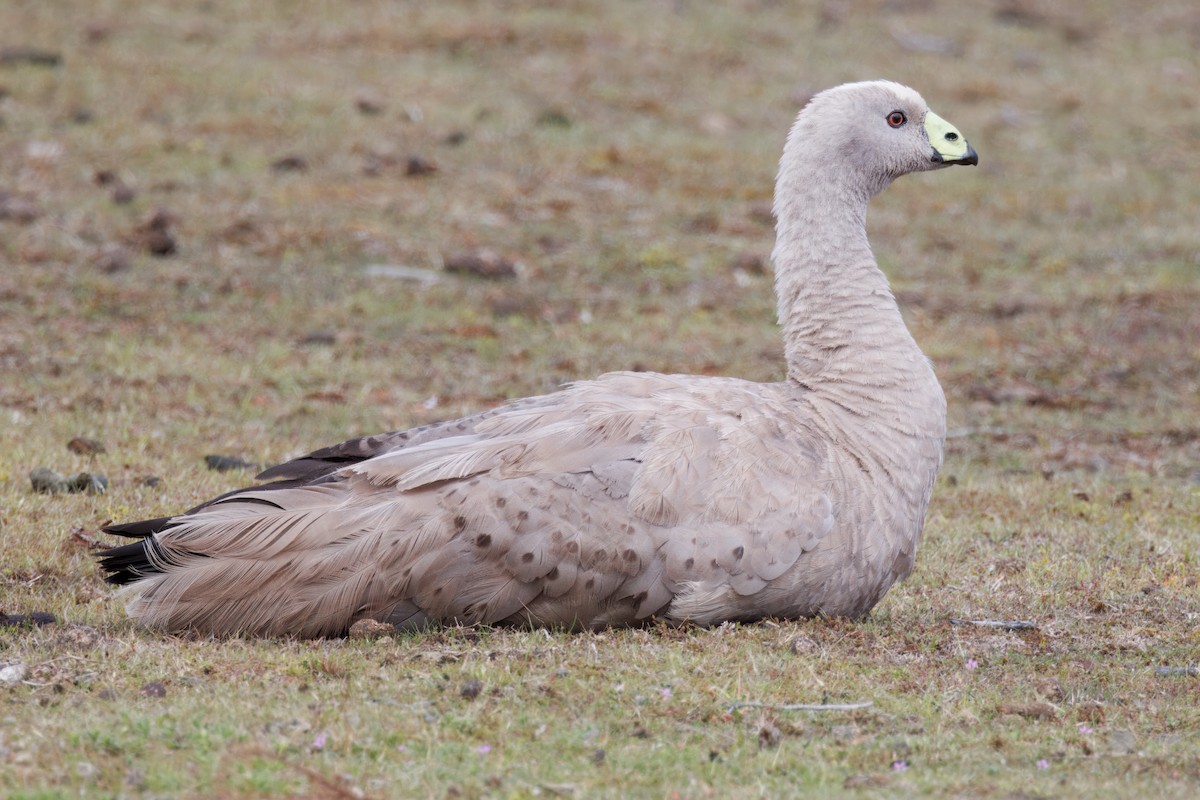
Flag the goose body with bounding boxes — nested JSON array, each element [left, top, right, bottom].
[[100, 81, 977, 637]]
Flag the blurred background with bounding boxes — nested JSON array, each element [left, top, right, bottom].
[[1, 1, 1197, 482]]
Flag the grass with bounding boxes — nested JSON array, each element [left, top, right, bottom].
[[2, 0, 1199, 797]]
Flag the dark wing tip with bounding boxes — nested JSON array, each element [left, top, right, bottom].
[[103, 516, 174, 540], [97, 538, 159, 585], [97, 516, 178, 585]]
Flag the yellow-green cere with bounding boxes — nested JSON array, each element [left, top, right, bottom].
[[925, 110, 971, 161]]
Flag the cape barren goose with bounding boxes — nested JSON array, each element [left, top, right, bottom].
[[100, 80, 978, 637]]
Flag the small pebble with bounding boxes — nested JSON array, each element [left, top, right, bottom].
[[1108, 729, 1136, 755], [133, 208, 178, 257], [405, 156, 437, 176], [271, 155, 308, 173], [204, 454, 256, 472], [29, 468, 107, 494], [0, 47, 62, 67], [0, 192, 41, 223], [1153, 666, 1198, 677], [30, 467, 67, 493], [354, 90, 385, 115], [68, 472, 108, 493], [536, 107, 571, 128], [0, 663, 27, 684], [93, 243, 133, 273]]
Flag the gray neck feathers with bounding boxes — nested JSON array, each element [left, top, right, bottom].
[[770, 121, 945, 458]]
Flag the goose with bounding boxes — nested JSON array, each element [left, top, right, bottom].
[[99, 80, 977, 638]]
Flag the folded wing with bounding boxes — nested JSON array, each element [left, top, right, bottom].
[[111, 371, 836, 636]]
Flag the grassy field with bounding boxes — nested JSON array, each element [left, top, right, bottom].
[[2, 0, 1199, 797]]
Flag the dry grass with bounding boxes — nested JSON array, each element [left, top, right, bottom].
[[2, 0, 1199, 797]]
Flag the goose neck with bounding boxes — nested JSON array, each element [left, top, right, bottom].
[[771, 179, 924, 393]]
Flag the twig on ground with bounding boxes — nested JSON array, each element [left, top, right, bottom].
[[238, 747, 379, 800], [949, 618, 1038, 631], [945, 427, 1010, 439], [1153, 666, 1198, 677], [729, 701, 873, 712]]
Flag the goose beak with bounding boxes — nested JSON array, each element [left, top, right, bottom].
[[925, 110, 978, 166]]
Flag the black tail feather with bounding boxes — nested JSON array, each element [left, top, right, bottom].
[[97, 489, 292, 586], [97, 539, 158, 585], [104, 515, 175, 539], [98, 516, 179, 585]]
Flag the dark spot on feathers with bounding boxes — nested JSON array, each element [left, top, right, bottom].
[[623, 548, 638, 562], [495, 497, 506, 508], [732, 546, 745, 560], [566, 541, 579, 554], [517, 510, 530, 522], [521, 552, 535, 563], [546, 566, 559, 580], [454, 515, 468, 532], [684, 557, 695, 569], [475, 534, 492, 548], [585, 577, 595, 589]]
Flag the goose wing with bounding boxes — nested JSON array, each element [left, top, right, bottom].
[[113, 371, 835, 636]]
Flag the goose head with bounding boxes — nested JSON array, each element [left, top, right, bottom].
[[780, 80, 978, 200]]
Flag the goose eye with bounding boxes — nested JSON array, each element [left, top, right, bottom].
[[887, 111, 907, 128]]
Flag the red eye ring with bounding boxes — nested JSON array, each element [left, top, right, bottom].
[[887, 111, 907, 128]]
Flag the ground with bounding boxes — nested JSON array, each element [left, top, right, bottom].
[[1, 1, 1198, 797]]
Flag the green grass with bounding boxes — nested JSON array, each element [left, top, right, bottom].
[[2, 0, 1199, 797]]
